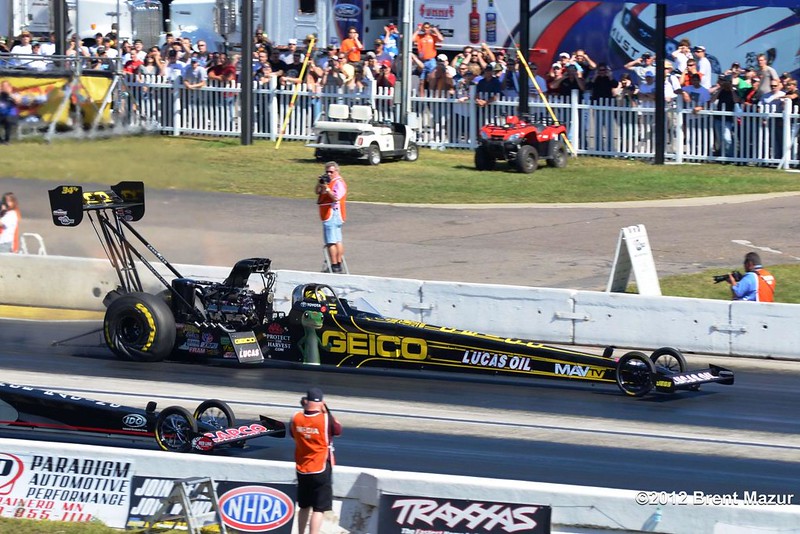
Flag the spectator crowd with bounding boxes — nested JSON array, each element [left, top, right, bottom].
[[1, 26, 797, 160]]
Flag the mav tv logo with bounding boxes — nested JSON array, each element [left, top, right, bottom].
[[0, 453, 24, 495]]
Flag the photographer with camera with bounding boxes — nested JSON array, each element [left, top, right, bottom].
[[721, 252, 776, 302], [315, 162, 347, 273], [0, 192, 20, 253], [291, 387, 342, 534]]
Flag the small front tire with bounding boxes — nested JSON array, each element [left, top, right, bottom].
[[548, 141, 568, 168], [650, 347, 687, 374], [155, 406, 197, 453], [616, 351, 655, 397], [367, 144, 381, 165], [475, 146, 496, 171], [404, 142, 419, 162], [515, 145, 539, 173], [194, 399, 236, 430]]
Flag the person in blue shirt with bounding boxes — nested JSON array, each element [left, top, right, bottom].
[[728, 252, 776, 302]]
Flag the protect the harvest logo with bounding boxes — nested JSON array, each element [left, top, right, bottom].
[[218, 485, 294, 532]]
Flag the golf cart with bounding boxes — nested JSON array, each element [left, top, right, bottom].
[[307, 103, 419, 165]]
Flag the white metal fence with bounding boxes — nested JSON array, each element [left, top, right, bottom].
[[120, 74, 800, 168]]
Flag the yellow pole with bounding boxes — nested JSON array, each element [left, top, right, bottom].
[[276, 36, 317, 149], [515, 49, 577, 156]]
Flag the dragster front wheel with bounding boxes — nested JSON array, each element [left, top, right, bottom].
[[194, 399, 236, 430], [650, 347, 687, 373], [155, 406, 197, 453], [616, 351, 655, 397]]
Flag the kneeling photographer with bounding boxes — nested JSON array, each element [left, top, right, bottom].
[[715, 252, 776, 302]]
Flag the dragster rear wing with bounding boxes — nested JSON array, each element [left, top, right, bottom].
[[48, 181, 145, 227]]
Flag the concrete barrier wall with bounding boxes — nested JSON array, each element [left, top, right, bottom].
[[2, 438, 797, 534], [2, 254, 800, 359]]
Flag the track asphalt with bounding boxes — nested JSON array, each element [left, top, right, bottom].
[[6, 177, 800, 290]]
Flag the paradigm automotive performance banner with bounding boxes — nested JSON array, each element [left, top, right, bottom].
[[127, 475, 296, 533], [0, 452, 133, 528], [378, 493, 552, 534]]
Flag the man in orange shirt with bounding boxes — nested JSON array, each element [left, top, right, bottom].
[[413, 22, 444, 87], [291, 387, 342, 534], [340, 27, 363, 63]]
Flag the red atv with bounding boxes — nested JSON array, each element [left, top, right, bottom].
[[475, 115, 569, 173]]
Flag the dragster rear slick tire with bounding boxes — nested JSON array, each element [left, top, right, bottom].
[[104, 292, 176, 362], [616, 351, 656, 397], [155, 406, 197, 453]]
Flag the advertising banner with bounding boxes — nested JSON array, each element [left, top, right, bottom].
[[378, 493, 552, 534], [411, 1, 800, 78], [0, 74, 113, 125], [127, 475, 296, 534], [0, 452, 133, 528]]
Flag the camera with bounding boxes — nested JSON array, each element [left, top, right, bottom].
[[318, 174, 331, 185], [712, 271, 742, 284]]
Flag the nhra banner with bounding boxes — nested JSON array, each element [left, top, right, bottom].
[[378, 493, 551, 534], [0, 452, 132, 528], [127, 476, 296, 533]]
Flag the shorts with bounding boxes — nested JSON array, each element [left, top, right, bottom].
[[322, 210, 343, 245], [297, 464, 333, 512], [419, 58, 437, 81]]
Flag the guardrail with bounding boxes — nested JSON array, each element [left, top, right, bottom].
[[1, 438, 797, 533], [1, 254, 798, 360]]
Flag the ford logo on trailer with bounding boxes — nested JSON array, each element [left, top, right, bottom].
[[334, 3, 361, 18], [218, 485, 294, 532]]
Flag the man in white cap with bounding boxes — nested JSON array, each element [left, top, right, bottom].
[[281, 38, 303, 64], [693, 45, 712, 89], [291, 387, 342, 534]]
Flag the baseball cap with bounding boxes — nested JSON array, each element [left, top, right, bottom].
[[306, 387, 324, 402], [97, 46, 106, 53], [288, 38, 297, 45], [693, 45, 705, 52], [559, 52, 570, 59], [326, 44, 336, 50], [552, 62, 561, 69], [437, 53, 448, 62], [381, 59, 392, 68], [731, 61, 740, 68], [644, 67, 655, 78], [493, 63, 503, 72], [366, 51, 376, 59]]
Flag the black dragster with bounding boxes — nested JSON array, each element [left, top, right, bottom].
[[0, 382, 285, 453], [48, 183, 734, 397]]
